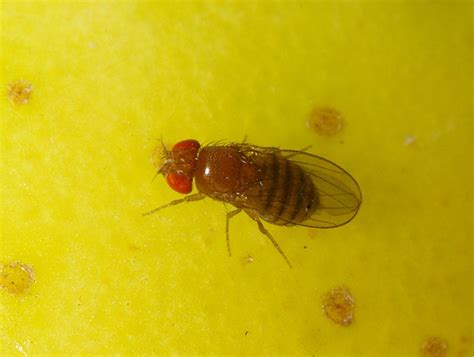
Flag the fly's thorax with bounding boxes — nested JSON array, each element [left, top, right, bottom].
[[194, 146, 245, 195]]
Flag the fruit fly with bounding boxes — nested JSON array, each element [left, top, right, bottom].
[[144, 139, 362, 267]]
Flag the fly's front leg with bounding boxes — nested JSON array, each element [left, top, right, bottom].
[[225, 208, 242, 257], [244, 209, 293, 268], [143, 193, 205, 217]]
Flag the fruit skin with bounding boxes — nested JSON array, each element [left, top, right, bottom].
[[1, 1, 471, 356]]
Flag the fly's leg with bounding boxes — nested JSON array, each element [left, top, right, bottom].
[[225, 208, 242, 257], [255, 219, 293, 269], [244, 209, 293, 268], [143, 193, 205, 217]]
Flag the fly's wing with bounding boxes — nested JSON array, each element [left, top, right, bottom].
[[234, 144, 362, 228], [280, 150, 362, 228]]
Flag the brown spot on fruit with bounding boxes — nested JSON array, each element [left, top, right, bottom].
[[7, 80, 33, 105], [321, 286, 354, 326], [420, 337, 448, 357], [307, 106, 344, 137], [0, 261, 35, 295]]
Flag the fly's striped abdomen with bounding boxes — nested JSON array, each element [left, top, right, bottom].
[[259, 153, 317, 226]]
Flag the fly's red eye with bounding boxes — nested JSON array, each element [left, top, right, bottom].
[[166, 173, 193, 194], [172, 139, 200, 152]]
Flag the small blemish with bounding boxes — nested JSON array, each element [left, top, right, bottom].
[[0, 261, 35, 295], [458, 334, 473, 357], [241, 254, 254, 265], [307, 229, 318, 240], [15, 341, 28, 356], [7, 80, 33, 105], [321, 286, 354, 326], [128, 243, 140, 251], [307, 106, 344, 137], [404, 135, 417, 147], [420, 336, 448, 357]]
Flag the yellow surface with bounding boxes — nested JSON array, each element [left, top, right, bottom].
[[1, 1, 472, 355]]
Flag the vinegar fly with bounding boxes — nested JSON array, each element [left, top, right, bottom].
[[144, 139, 362, 267]]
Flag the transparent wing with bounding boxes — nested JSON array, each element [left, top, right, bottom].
[[229, 144, 362, 228], [280, 150, 362, 228]]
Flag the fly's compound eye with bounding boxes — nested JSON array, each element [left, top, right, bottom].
[[166, 173, 193, 194], [172, 139, 201, 152]]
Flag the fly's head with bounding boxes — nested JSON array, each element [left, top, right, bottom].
[[158, 139, 201, 194]]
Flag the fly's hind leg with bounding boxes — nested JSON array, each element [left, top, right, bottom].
[[244, 209, 293, 268], [143, 193, 205, 217], [225, 208, 242, 257]]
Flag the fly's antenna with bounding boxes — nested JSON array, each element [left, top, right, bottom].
[[160, 135, 169, 156], [151, 136, 169, 183]]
